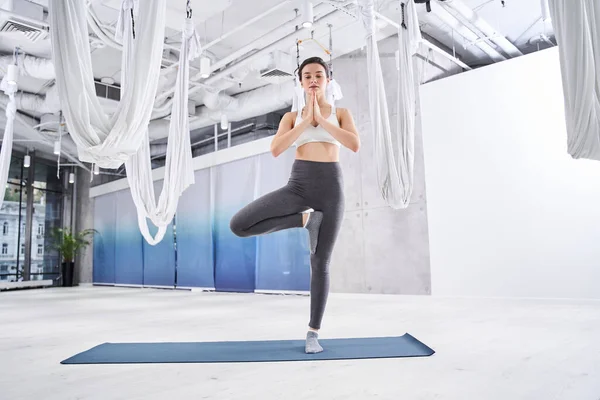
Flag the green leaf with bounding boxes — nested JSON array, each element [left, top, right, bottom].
[[46, 227, 98, 263]]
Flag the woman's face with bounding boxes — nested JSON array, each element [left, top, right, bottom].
[[301, 63, 329, 95]]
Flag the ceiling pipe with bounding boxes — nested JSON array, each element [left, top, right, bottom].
[[172, 6, 347, 134], [187, 79, 295, 133], [86, 5, 181, 65], [203, 0, 293, 52], [150, 2, 339, 122], [0, 54, 55, 80], [150, 54, 274, 120], [429, 4, 506, 62], [540, 0, 551, 22], [373, 11, 471, 70], [436, 0, 522, 58], [151, 1, 330, 118], [204, 7, 341, 87], [156, 1, 426, 138], [160, 1, 295, 75], [197, 1, 329, 82], [0, 96, 89, 171], [15, 84, 60, 114]]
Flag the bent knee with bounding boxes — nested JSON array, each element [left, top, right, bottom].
[[229, 215, 249, 237]]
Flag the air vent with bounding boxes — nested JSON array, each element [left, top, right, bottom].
[[94, 80, 121, 101], [261, 68, 293, 81], [259, 50, 295, 84], [0, 19, 45, 41], [0, 0, 48, 43]]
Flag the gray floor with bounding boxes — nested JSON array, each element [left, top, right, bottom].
[[1, 286, 599, 400]]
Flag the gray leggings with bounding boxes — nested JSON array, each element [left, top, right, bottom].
[[229, 159, 345, 329]]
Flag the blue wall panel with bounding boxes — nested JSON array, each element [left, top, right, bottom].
[[142, 180, 176, 287], [175, 168, 214, 288], [213, 159, 257, 292], [255, 152, 311, 291], [93, 152, 308, 292], [93, 194, 116, 284], [114, 190, 144, 285]]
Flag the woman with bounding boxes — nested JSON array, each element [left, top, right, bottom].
[[229, 56, 360, 353]]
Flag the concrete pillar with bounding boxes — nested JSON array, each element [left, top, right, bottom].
[[74, 167, 94, 284]]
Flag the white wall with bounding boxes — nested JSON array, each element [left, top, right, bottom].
[[421, 47, 600, 299]]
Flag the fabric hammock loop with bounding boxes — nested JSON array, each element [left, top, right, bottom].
[[547, 0, 600, 160], [50, 0, 166, 169], [115, 0, 137, 43], [125, 15, 200, 245], [356, 0, 420, 209]]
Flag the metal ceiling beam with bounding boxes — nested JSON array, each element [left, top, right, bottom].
[[374, 11, 471, 70], [436, 0, 522, 58]]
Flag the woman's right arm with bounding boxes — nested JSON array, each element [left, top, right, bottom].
[[270, 112, 311, 157]]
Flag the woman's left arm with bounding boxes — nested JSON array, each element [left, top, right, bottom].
[[317, 108, 361, 152]]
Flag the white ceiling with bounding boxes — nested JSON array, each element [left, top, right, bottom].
[[0, 0, 555, 164]]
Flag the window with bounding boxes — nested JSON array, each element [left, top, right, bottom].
[[2, 222, 7, 235], [37, 244, 43, 255], [0, 264, 7, 272], [20, 243, 24, 255], [38, 224, 44, 236], [1, 243, 7, 255]]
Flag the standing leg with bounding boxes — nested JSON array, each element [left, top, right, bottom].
[[307, 209, 344, 329], [305, 194, 345, 353], [229, 185, 309, 238]]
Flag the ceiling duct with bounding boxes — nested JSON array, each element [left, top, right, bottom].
[[39, 113, 62, 132]]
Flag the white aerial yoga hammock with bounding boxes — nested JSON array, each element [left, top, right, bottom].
[[548, 0, 600, 161], [50, 0, 197, 245], [0, 63, 17, 210], [356, 0, 421, 209], [124, 17, 199, 245], [49, 0, 166, 169]]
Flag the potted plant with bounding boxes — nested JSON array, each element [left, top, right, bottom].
[[47, 227, 96, 287]]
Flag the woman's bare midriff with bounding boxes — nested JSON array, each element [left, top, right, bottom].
[[295, 142, 340, 162]]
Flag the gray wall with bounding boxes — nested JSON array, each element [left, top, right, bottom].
[[327, 35, 461, 295]]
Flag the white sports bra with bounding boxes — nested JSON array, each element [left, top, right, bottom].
[[293, 106, 341, 148]]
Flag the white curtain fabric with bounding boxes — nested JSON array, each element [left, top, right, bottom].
[[0, 73, 17, 210], [356, 0, 421, 209], [49, 0, 166, 169], [115, 0, 139, 44], [51, 0, 197, 245], [125, 18, 200, 245], [326, 79, 344, 106], [548, 0, 600, 160]]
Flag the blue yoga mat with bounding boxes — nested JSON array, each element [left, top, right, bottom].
[[61, 333, 434, 364]]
